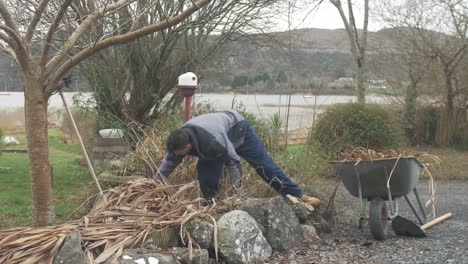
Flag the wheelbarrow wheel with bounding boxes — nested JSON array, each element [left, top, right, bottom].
[[369, 198, 389, 240]]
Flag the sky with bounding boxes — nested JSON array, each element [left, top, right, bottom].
[[274, 1, 383, 32]]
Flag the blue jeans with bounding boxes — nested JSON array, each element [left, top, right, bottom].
[[197, 123, 302, 199]]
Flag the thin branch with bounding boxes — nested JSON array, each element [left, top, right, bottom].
[[45, 0, 134, 76], [0, 0, 21, 38], [0, 24, 23, 49], [45, 0, 211, 96], [25, 0, 50, 46], [0, 30, 13, 46], [0, 1, 31, 71], [330, 0, 358, 55], [361, 0, 369, 55], [0, 41, 17, 61], [347, 0, 361, 57], [40, 0, 74, 67]]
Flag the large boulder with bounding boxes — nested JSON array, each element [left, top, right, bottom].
[[119, 248, 175, 264], [217, 210, 272, 264], [185, 217, 214, 249], [241, 196, 303, 251], [53, 230, 85, 264]]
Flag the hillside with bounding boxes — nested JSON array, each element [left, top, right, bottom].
[[0, 28, 398, 93]]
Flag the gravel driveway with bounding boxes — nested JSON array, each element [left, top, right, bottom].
[[268, 181, 468, 264]]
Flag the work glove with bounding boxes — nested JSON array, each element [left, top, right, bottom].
[[300, 195, 321, 207]]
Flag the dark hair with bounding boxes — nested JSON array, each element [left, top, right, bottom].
[[166, 129, 190, 153]]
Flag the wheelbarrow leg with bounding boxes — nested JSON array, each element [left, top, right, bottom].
[[404, 195, 425, 225], [359, 198, 367, 230], [414, 188, 427, 223], [354, 168, 366, 229]]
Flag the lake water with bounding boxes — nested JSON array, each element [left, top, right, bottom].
[[0, 92, 392, 130]]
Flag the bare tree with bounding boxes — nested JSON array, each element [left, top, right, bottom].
[[329, 0, 369, 103], [377, 0, 468, 144], [0, 0, 212, 227], [81, 0, 278, 126], [369, 26, 431, 144]]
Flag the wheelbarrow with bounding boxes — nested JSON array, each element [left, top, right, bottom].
[[330, 157, 429, 240]]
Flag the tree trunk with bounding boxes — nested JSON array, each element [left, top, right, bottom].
[[405, 81, 418, 145], [443, 67, 454, 145], [445, 72, 454, 119], [355, 58, 366, 104], [24, 69, 55, 227]]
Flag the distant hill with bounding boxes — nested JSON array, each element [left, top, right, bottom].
[[0, 28, 399, 94], [201, 27, 400, 93]]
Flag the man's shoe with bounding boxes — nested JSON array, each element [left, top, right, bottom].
[[300, 195, 321, 207]]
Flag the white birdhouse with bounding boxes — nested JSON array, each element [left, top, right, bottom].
[[178, 72, 198, 87]]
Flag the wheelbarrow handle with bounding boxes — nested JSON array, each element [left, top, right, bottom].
[[421, 213, 453, 231]]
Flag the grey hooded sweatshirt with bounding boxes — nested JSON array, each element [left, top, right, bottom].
[[154, 110, 249, 187]]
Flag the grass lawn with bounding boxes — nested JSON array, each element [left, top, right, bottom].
[[0, 129, 93, 229]]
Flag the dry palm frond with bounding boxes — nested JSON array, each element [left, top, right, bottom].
[[0, 179, 217, 264], [338, 147, 400, 161]]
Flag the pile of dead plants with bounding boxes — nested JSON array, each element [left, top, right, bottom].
[[337, 147, 400, 161], [0, 179, 217, 264]]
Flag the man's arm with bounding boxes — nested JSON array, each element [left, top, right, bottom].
[[225, 158, 242, 188], [153, 153, 184, 180]]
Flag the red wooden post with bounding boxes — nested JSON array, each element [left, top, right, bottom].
[[178, 72, 198, 122]]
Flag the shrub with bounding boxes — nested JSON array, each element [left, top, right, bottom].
[[311, 103, 403, 157]]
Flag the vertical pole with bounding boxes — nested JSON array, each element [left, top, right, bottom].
[[59, 91, 105, 200], [184, 95, 192, 122]]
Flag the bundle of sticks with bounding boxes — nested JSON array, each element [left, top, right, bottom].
[[0, 179, 216, 264]]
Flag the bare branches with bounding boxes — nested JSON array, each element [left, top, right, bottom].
[[0, 27, 12, 45], [46, 0, 211, 96], [328, 0, 369, 102], [45, 0, 135, 76], [24, 0, 49, 46], [361, 0, 369, 54], [0, 41, 16, 61], [0, 0, 21, 37], [40, 0, 74, 67]]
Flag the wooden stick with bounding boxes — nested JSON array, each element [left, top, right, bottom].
[[421, 213, 453, 230], [59, 91, 105, 200]]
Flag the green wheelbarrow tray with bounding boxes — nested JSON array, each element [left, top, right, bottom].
[[330, 157, 428, 240], [330, 157, 423, 200]]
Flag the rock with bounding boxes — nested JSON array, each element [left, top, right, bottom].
[[119, 248, 176, 264], [169, 247, 209, 264], [2, 136, 20, 145], [241, 197, 303, 251], [53, 230, 84, 264], [301, 225, 320, 242], [186, 217, 214, 249], [217, 210, 272, 264]]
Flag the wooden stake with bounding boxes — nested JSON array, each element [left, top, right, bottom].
[[59, 91, 105, 201]]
